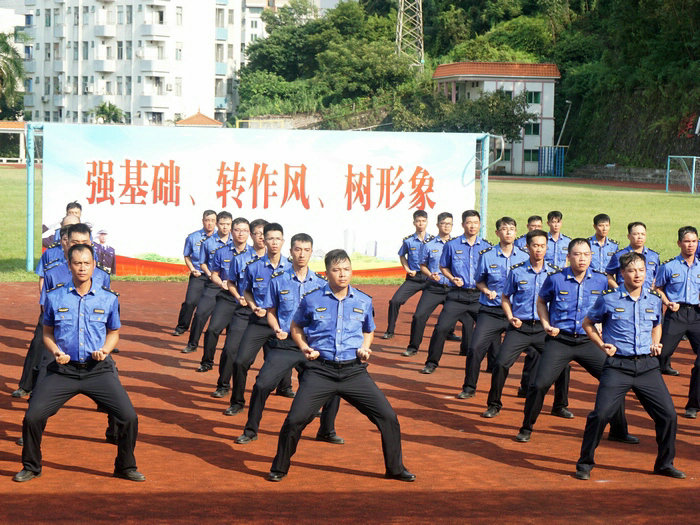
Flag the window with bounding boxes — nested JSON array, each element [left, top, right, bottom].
[[251, 20, 258, 29], [157, 10, 164, 24], [471, 81, 479, 88], [83, 6, 89, 25], [72, 111, 78, 122], [526, 91, 541, 104], [126, 76, 132, 95], [117, 5, 124, 24], [524, 149, 539, 162], [45, 9, 51, 27], [215, 43, 224, 62], [215, 78, 224, 97], [25, 78, 33, 93], [53, 110, 59, 122], [216, 9, 225, 27], [524, 122, 540, 136], [226, 78, 234, 94], [117, 41, 123, 60], [126, 5, 133, 24], [53, 76, 60, 94], [105, 45, 113, 59], [82, 111, 89, 123], [227, 44, 233, 59], [176, 6, 183, 25], [105, 81, 113, 95], [44, 46, 50, 61], [45, 111, 51, 122], [175, 43, 182, 60], [24, 46, 32, 60], [25, 14, 33, 26], [157, 45, 165, 60], [503, 149, 511, 161], [504, 90, 513, 99], [74, 8, 79, 25], [72, 76, 78, 94], [53, 7, 61, 25], [82, 41, 88, 60], [228, 9, 234, 24], [240, 43, 245, 53], [251, 34, 258, 41], [175, 77, 182, 96], [73, 41, 78, 60], [126, 41, 132, 59], [82, 76, 88, 93], [125, 112, 131, 124], [53, 42, 60, 61]]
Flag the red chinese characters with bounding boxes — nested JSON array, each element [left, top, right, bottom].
[[346, 164, 435, 211]]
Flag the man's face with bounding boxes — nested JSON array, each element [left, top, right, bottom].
[[679, 232, 699, 258], [413, 216, 427, 233], [437, 217, 453, 237], [98, 233, 107, 244], [496, 222, 517, 244], [548, 218, 562, 234], [463, 216, 480, 236], [217, 218, 232, 237], [290, 241, 312, 268], [594, 221, 610, 239], [621, 259, 646, 290], [264, 230, 284, 255], [527, 220, 542, 231], [202, 214, 216, 234], [251, 226, 265, 250], [66, 207, 81, 219], [67, 232, 91, 252], [568, 243, 592, 273], [528, 235, 547, 262], [232, 222, 250, 246], [69, 249, 95, 284], [628, 225, 647, 249], [60, 234, 70, 253], [326, 259, 352, 290]]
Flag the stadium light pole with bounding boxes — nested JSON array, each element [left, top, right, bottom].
[[556, 100, 572, 148]]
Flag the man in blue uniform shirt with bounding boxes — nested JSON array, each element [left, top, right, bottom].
[[14, 243, 144, 483], [235, 233, 342, 444], [515, 238, 636, 443], [267, 249, 414, 483], [514, 215, 543, 251], [481, 229, 569, 417], [654, 226, 700, 409], [606, 221, 659, 290], [456, 217, 529, 398], [588, 213, 618, 272], [421, 210, 491, 371], [545, 211, 571, 268], [575, 251, 683, 480], [382, 210, 430, 339], [173, 210, 217, 336]]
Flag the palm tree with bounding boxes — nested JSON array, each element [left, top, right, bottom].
[[0, 31, 24, 109], [92, 102, 124, 123]]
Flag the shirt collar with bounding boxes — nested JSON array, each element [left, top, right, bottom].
[[461, 234, 481, 245], [676, 253, 698, 267], [322, 283, 355, 299], [564, 267, 592, 280], [67, 279, 98, 296]]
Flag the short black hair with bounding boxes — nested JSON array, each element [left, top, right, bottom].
[[264, 222, 283, 236], [627, 221, 646, 233], [593, 213, 610, 226], [291, 233, 313, 247], [496, 216, 516, 229], [619, 251, 646, 271], [547, 210, 563, 222], [527, 215, 542, 224], [66, 201, 82, 212], [59, 226, 71, 239], [202, 209, 216, 219], [678, 226, 698, 241], [249, 219, 268, 232], [67, 223, 92, 238], [413, 210, 428, 220], [437, 212, 453, 223], [217, 211, 233, 222], [462, 210, 480, 222], [325, 249, 351, 270], [232, 217, 249, 227], [67, 243, 94, 262], [526, 229, 548, 246], [567, 238, 591, 253]]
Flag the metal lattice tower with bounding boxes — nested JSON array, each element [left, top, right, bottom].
[[396, 0, 425, 72]]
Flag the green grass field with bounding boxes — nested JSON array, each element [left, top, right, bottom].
[[1, 165, 696, 282]]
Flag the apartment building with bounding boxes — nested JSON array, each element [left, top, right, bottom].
[[433, 62, 561, 176]]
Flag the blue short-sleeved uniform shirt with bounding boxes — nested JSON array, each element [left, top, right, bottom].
[[503, 261, 559, 321], [539, 267, 608, 335], [514, 235, 528, 251], [225, 249, 260, 292], [398, 232, 430, 272], [41, 261, 111, 307], [605, 246, 660, 289], [420, 236, 451, 285], [476, 245, 529, 306], [588, 236, 619, 272], [43, 281, 121, 362], [439, 235, 492, 289], [545, 233, 571, 268], [243, 255, 290, 306], [209, 244, 254, 280], [199, 233, 233, 270], [585, 286, 662, 356], [36, 243, 65, 277], [655, 254, 700, 305], [183, 228, 212, 272], [292, 283, 375, 362], [262, 267, 326, 333]]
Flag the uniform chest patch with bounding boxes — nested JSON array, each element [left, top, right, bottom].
[[519, 280, 528, 284], [672, 273, 680, 278], [455, 250, 463, 254], [93, 308, 105, 314], [410, 247, 416, 250], [645, 308, 654, 313], [559, 290, 569, 295], [353, 308, 364, 314], [255, 277, 264, 282], [58, 307, 69, 312], [315, 307, 327, 312], [432, 249, 439, 253], [280, 290, 290, 295], [489, 264, 498, 268], [607, 251, 615, 256], [591, 290, 601, 294], [615, 308, 625, 312]]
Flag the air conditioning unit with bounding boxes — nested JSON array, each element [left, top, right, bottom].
[[64, 85, 72, 94], [166, 83, 172, 91], [41, 95, 50, 103], [135, 49, 144, 59]]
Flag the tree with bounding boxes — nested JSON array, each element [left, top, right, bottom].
[[92, 102, 123, 123], [0, 32, 24, 112]]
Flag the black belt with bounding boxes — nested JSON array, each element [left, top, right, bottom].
[[317, 358, 360, 368], [68, 360, 91, 369], [558, 331, 587, 339], [614, 354, 652, 360], [520, 319, 541, 326], [677, 303, 699, 308]]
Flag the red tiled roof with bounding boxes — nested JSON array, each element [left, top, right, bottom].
[[0, 121, 25, 129], [433, 62, 560, 80], [175, 112, 223, 127]]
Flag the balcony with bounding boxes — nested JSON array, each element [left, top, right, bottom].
[[217, 0, 229, 4], [23, 26, 35, 40], [215, 97, 227, 109], [53, 60, 66, 73], [94, 25, 116, 38], [139, 95, 169, 109], [140, 59, 169, 74], [94, 59, 116, 72], [96, 0, 116, 3], [215, 62, 227, 76], [216, 27, 228, 41], [24, 60, 36, 74], [24, 94, 35, 107], [53, 95, 67, 107], [53, 24, 66, 38], [140, 24, 170, 39]]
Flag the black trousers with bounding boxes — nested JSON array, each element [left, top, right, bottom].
[[242, 339, 340, 438], [230, 316, 292, 407], [385, 275, 427, 334], [216, 310, 251, 390], [270, 359, 406, 476], [658, 305, 700, 409], [187, 282, 220, 348], [425, 288, 480, 366], [18, 314, 44, 392], [576, 355, 677, 473], [520, 333, 629, 435], [486, 321, 569, 410], [463, 306, 509, 391], [22, 357, 138, 474], [175, 274, 208, 332], [407, 283, 449, 353]]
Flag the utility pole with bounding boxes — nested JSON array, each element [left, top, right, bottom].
[[396, 0, 425, 72]]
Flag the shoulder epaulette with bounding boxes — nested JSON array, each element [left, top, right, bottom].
[[403, 233, 414, 240], [352, 286, 372, 299], [649, 289, 661, 298], [245, 257, 259, 266], [602, 288, 616, 295], [517, 246, 529, 254], [47, 282, 65, 293], [484, 239, 494, 246], [648, 248, 659, 255], [609, 238, 618, 245], [547, 268, 562, 276], [661, 257, 674, 265], [423, 235, 435, 244], [271, 269, 285, 279], [214, 244, 229, 253], [547, 264, 561, 271], [102, 285, 119, 296], [613, 247, 625, 254], [592, 269, 607, 275], [511, 261, 526, 269], [47, 241, 60, 249], [479, 246, 493, 255], [233, 249, 248, 257], [515, 234, 525, 240], [317, 273, 328, 281], [302, 286, 322, 298]]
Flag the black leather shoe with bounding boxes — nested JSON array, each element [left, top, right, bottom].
[[316, 433, 345, 444], [654, 466, 685, 479], [608, 433, 640, 445], [551, 407, 574, 419], [515, 430, 531, 442], [172, 327, 185, 336], [267, 471, 287, 482], [113, 469, 146, 482], [574, 469, 590, 480], [662, 367, 680, 376], [446, 333, 461, 342], [111, 348, 120, 354], [276, 388, 296, 398], [381, 332, 394, 340], [235, 434, 258, 444], [456, 388, 475, 399], [13, 469, 41, 482], [684, 408, 697, 419], [11, 388, 30, 398], [385, 469, 416, 482], [516, 387, 527, 398], [481, 406, 500, 418], [420, 364, 436, 374], [223, 404, 244, 416], [402, 348, 418, 357], [181, 344, 196, 354], [196, 364, 212, 372]]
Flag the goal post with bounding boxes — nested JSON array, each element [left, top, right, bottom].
[[666, 155, 700, 193]]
